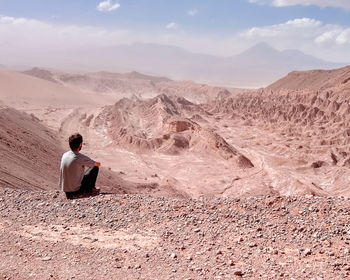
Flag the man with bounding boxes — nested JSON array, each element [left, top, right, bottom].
[[59, 133, 101, 198]]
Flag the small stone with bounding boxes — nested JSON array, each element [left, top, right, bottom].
[[304, 248, 312, 256], [41, 257, 52, 261], [234, 270, 244, 276], [170, 253, 177, 259]]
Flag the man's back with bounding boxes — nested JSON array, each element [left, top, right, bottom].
[[59, 150, 95, 192]]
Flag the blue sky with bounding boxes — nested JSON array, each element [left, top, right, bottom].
[[1, 0, 349, 31], [0, 0, 350, 62]]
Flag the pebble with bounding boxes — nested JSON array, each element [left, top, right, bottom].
[[304, 248, 312, 256], [234, 270, 244, 276]]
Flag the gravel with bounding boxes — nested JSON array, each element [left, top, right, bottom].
[[1, 188, 350, 279]]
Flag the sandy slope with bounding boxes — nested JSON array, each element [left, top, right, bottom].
[[0, 70, 117, 130], [0, 70, 112, 108], [0, 106, 62, 190]]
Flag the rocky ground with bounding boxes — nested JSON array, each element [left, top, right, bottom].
[[1, 187, 350, 279]]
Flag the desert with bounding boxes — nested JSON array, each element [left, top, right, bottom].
[[1, 65, 350, 279], [3, 66, 350, 198], [2, 1, 350, 279]]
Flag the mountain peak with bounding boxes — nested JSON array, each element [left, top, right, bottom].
[[239, 42, 280, 58], [247, 42, 277, 51]]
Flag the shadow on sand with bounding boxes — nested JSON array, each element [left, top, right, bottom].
[[65, 192, 113, 200]]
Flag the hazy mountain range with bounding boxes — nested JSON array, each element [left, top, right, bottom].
[[2, 42, 347, 88], [72, 42, 346, 88]]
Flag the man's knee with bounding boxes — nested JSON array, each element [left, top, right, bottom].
[[93, 166, 99, 173]]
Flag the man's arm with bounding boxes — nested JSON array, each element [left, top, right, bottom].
[[78, 153, 100, 168]]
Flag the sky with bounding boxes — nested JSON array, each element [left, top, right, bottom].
[[0, 0, 350, 64]]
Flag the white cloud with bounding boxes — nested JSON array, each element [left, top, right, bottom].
[[239, 17, 350, 61], [241, 18, 322, 39], [240, 17, 350, 45], [187, 9, 198, 16], [166, 22, 179, 30], [249, 0, 350, 10], [335, 29, 350, 44], [97, 0, 120, 12]]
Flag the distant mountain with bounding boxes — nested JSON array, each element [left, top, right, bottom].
[[221, 42, 344, 87], [40, 42, 347, 88], [22, 67, 57, 83]]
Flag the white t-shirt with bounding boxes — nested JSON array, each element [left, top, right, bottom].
[[59, 151, 95, 192]]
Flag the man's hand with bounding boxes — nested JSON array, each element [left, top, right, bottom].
[[94, 162, 101, 167]]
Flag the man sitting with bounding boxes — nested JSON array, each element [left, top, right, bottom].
[[59, 133, 101, 198]]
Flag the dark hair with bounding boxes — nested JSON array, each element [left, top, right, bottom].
[[69, 133, 83, 150]]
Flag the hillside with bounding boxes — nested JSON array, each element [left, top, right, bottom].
[[22, 68, 229, 104], [6, 65, 350, 198], [208, 65, 350, 197], [0, 106, 62, 190], [0, 105, 187, 197], [0, 70, 112, 109], [1, 188, 350, 279], [267, 65, 350, 92]]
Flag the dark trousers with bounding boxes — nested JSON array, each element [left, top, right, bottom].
[[80, 166, 99, 192], [66, 166, 99, 197]]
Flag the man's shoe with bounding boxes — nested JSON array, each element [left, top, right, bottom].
[[90, 188, 100, 195]]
